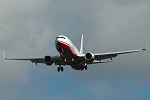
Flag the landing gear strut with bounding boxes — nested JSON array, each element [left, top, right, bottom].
[[81, 64, 87, 71]]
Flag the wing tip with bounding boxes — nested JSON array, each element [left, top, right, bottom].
[[3, 50, 6, 59], [142, 48, 146, 51], [142, 41, 148, 51]]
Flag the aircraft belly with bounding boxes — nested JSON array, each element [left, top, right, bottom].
[[71, 65, 82, 70]]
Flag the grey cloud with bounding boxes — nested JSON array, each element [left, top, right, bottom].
[[88, 79, 150, 100], [0, 0, 150, 100]]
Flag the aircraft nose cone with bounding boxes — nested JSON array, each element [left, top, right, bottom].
[[55, 39, 61, 47], [55, 38, 59, 43], [57, 40, 61, 45], [56, 39, 61, 44]]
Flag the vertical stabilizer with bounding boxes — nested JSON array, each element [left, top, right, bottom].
[[80, 34, 83, 54]]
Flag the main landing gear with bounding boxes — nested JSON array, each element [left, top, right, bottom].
[[81, 65, 87, 71], [57, 65, 64, 72]]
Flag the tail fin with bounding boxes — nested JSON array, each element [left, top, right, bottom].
[[80, 34, 83, 54]]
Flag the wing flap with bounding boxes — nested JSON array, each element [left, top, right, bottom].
[[89, 60, 113, 64]]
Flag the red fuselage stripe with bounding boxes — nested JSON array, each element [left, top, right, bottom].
[[59, 41, 77, 55], [56, 40, 77, 59]]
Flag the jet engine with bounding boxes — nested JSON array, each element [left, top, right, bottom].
[[85, 52, 95, 62], [44, 56, 53, 66]]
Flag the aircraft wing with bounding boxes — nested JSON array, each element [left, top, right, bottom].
[[3, 50, 61, 65], [94, 48, 146, 61], [77, 48, 146, 61], [4, 57, 45, 63]]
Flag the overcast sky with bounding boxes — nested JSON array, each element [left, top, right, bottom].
[[0, 0, 150, 100]]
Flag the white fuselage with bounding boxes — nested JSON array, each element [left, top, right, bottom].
[[55, 35, 83, 70]]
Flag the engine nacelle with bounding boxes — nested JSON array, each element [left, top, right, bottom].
[[44, 56, 53, 66], [44, 56, 52, 62], [85, 52, 95, 62]]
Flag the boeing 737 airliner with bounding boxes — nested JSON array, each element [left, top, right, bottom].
[[3, 35, 146, 72]]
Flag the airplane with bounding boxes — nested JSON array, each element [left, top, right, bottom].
[[3, 34, 146, 72]]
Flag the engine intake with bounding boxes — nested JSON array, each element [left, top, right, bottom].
[[85, 52, 95, 61], [44, 56, 52, 63]]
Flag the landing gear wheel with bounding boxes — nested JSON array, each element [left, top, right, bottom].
[[61, 67, 64, 72], [81, 65, 87, 71], [81, 67, 84, 71], [57, 67, 60, 72], [85, 65, 87, 70]]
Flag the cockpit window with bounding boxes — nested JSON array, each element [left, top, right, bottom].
[[60, 37, 65, 39], [56, 37, 65, 39]]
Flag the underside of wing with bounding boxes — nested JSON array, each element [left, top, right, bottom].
[[77, 48, 146, 64], [3, 50, 63, 65], [4, 57, 53, 64], [94, 48, 146, 61]]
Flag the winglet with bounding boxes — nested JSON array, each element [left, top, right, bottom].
[[80, 34, 83, 54], [3, 50, 6, 59], [143, 40, 148, 51], [146, 40, 148, 50]]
